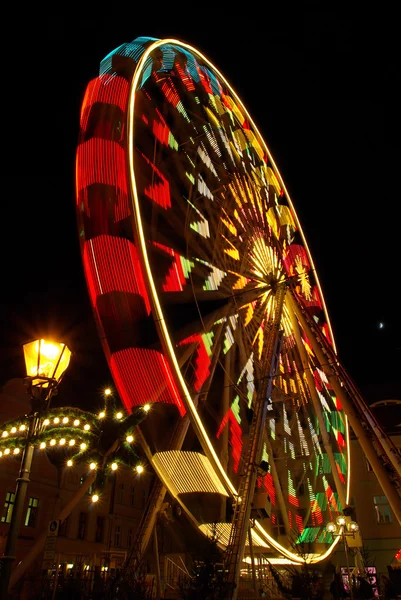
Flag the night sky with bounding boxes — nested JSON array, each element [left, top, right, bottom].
[[2, 10, 400, 411]]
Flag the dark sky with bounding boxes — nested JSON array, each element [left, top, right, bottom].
[[2, 9, 400, 409]]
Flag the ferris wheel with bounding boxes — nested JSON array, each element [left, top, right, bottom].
[[76, 36, 350, 567]]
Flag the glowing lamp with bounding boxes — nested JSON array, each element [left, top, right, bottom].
[[67, 459, 73, 467], [136, 465, 144, 474], [11, 427, 17, 434], [23, 339, 71, 387], [126, 435, 134, 443], [104, 388, 112, 396], [89, 462, 97, 470], [116, 412, 123, 420], [98, 412, 105, 419], [92, 494, 99, 503], [13, 448, 20, 455], [348, 521, 359, 532], [143, 404, 151, 412], [326, 522, 336, 533], [73, 419, 80, 426], [62, 417, 69, 424], [19, 425, 26, 431], [336, 515, 346, 527], [111, 462, 118, 471], [84, 424, 90, 431]]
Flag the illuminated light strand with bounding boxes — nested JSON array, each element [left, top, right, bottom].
[[180, 256, 195, 278], [83, 235, 151, 315], [79, 75, 129, 131], [220, 210, 237, 237], [220, 233, 240, 261], [223, 326, 235, 354], [235, 354, 255, 408], [269, 418, 276, 440], [110, 347, 186, 416], [297, 527, 320, 544], [178, 333, 212, 392], [283, 405, 291, 436], [296, 413, 310, 456], [140, 152, 171, 209], [173, 59, 196, 92], [216, 408, 243, 473], [153, 242, 186, 292], [153, 118, 178, 150], [153, 451, 228, 496], [218, 128, 235, 164], [202, 124, 222, 158], [76, 138, 128, 194], [195, 258, 227, 291], [197, 144, 218, 177], [160, 81, 190, 122], [197, 174, 214, 201], [187, 199, 210, 238]]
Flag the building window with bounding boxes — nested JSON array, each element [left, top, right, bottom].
[[127, 527, 133, 548], [59, 518, 68, 537], [272, 512, 286, 536], [114, 524, 121, 547], [1, 492, 16, 524], [24, 497, 39, 527], [95, 516, 105, 543], [78, 512, 87, 539], [118, 483, 124, 504], [373, 496, 392, 523], [130, 486, 135, 507]]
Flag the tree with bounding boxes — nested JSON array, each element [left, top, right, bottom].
[[0, 391, 150, 591]]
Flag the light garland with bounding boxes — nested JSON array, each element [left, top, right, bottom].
[[0, 396, 150, 501]]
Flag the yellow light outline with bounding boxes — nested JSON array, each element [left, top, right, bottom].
[[127, 37, 346, 563]]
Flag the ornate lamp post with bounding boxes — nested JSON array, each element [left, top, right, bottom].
[[326, 515, 360, 600], [0, 339, 71, 598]]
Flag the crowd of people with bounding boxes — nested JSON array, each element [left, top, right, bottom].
[[329, 571, 399, 600]]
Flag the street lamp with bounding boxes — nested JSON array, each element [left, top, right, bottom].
[[0, 339, 71, 599], [326, 515, 360, 600]]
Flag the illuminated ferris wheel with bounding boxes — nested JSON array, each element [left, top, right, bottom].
[[76, 36, 350, 568]]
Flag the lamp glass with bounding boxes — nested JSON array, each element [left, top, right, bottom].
[[23, 339, 71, 386], [348, 521, 359, 532], [336, 515, 346, 526], [326, 522, 337, 533]]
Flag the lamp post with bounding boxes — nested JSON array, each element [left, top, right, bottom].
[[326, 515, 360, 600], [0, 339, 71, 599]]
